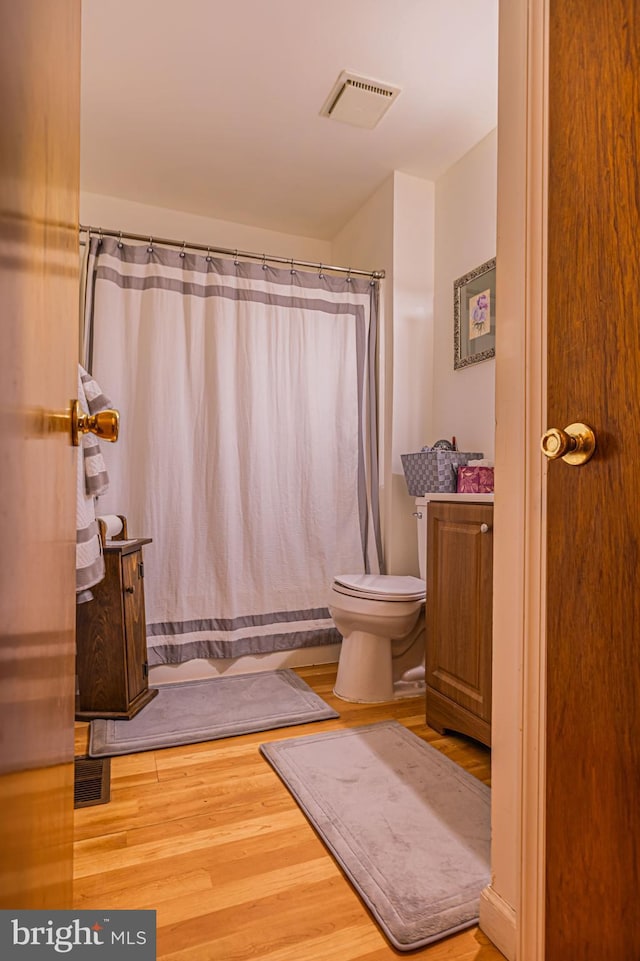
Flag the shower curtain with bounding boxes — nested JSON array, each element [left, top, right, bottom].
[[85, 236, 382, 664]]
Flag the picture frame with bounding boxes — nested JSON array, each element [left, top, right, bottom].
[[453, 257, 496, 370]]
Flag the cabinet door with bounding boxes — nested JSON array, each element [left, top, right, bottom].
[[122, 551, 148, 703], [426, 502, 493, 724], [76, 552, 128, 713]]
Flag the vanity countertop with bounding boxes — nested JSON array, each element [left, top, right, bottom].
[[418, 492, 494, 503]]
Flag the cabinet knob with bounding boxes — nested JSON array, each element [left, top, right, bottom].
[[480, 523, 490, 534], [125, 586, 134, 594]]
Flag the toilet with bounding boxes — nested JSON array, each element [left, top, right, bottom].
[[330, 497, 428, 703]]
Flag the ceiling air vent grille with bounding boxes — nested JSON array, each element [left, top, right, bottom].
[[320, 71, 401, 129]]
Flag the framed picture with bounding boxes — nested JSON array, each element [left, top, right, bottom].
[[453, 257, 496, 370]]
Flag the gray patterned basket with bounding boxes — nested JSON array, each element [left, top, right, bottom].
[[400, 451, 484, 495]]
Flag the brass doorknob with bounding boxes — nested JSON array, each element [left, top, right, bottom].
[[74, 401, 119, 445], [540, 422, 596, 465], [48, 399, 119, 446]]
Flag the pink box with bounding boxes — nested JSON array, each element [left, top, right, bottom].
[[456, 465, 494, 494]]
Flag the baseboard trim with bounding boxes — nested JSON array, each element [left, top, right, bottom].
[[149, 644, 340, 685], [479, 884, 517, 960]]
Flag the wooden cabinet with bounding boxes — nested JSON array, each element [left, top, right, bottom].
[[425, 501, 493, 746], [75, 538, 158, 720]]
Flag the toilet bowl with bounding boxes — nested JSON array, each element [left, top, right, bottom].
[[330, 573, 426, 703]]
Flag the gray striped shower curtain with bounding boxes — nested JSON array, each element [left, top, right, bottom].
[[84, 236, 382, 664]]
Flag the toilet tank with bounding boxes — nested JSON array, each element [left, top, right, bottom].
[[414, 497, 428, 581]]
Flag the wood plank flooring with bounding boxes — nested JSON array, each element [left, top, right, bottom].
[[73, 664, 504, 961]]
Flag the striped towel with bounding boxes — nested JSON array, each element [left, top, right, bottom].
[[76, 365, 114, 598], [80, 365, 112, 495]]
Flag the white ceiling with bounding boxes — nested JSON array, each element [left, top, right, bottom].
[[80, 0, 498, 241]]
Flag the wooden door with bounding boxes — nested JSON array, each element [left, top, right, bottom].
[[0, 0, 81, 908], [545, 0, 640, 956]]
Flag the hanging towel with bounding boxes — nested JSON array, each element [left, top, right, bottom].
[[76, 365, 113, 598], [79, 365, 113, 495]]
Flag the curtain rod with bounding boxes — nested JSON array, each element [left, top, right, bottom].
[[79, 224, 385, 280]]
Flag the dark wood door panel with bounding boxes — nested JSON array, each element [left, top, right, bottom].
[[545, 0, 640, 955]]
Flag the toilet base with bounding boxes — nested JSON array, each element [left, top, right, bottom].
[[333, 629, 427, 704], [333, 630, 394, 703], [333, 678, 426, 704]]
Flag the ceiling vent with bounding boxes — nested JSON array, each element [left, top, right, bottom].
[[320, 71, 401, 129]]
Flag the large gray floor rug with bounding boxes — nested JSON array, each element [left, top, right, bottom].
[[260, 720, 490, 951], [89, 669, 338, 757]]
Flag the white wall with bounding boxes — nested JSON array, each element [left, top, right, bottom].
[[390, 174, 435, 575], [333, 157, 497, 577], [80, 191, 332, 263], [432, 130, 497, 459], [391, 174, 435, 463], [332, 173, 435, 577]]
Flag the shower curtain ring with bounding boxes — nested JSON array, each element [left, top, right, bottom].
[[234, 250, 239, 266], [206, 247, 212, 262], [319, 263, 324, 279], [346, 268, 352, 283], [290, 258, 296, 275], [180, 241, 186, 258], [98, 228, 103, 246], [147, 237, 154, 253], [117, 231, 123, 249], [262, 254, 267, 270]]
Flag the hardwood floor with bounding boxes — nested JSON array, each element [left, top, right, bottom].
[[73, 663, 503, 961]]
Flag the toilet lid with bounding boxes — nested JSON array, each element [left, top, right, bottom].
[[333, 573, 426, 602]]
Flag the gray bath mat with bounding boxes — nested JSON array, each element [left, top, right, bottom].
[[89, 669, 338, 757], [260, 720, 490, 951]]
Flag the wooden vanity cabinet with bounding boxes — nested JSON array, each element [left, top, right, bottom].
[[75, 538, 158, 720], [425, 501, 493, 746]]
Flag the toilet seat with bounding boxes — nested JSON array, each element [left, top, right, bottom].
[[333, 573, 426, 603]]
